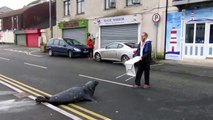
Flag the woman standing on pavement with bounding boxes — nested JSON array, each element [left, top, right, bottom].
[[133, 32, 152, 89], [87, 34, 94, 59]]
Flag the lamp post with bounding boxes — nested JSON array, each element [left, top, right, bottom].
[[49, 0, 53, 38]]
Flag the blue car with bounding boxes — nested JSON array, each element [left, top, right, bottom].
[[46, 38, 89, 58]]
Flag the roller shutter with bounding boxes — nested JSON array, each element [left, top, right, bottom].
[[101, 24, 138, 48], [63, 28, 86, 45], [16, 34, 26, 46]]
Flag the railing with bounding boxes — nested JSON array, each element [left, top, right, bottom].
[[172, 0, 212, 6]]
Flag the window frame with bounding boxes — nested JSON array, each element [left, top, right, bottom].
[[105, 0, 116, 10], [126, 0, 141, 6], [64, 0, 70, 16], [77, 0, 85, 15]]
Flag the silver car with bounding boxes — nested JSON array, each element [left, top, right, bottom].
[[94, 42, 138, 62]]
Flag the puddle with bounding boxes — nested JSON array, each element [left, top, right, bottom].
[[0, 99, 36, 114]]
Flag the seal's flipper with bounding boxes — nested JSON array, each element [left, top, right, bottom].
[[35, 96, 49, 103], [84, 94, 96, 102]]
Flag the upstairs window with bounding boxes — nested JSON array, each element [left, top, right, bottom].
[[105, 0, 116, 10], [126, 0, 140, 6], [64, 0, 70, 16], [77, 0, 85, 14]]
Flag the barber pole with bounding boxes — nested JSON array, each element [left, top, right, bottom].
[[170, 27, 177, 52]]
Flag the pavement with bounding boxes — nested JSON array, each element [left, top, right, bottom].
[[152, 59, 213, 78]]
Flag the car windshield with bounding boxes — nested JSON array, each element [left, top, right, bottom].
[[124, 43, 138, 48], [64, 38, 83, 45]]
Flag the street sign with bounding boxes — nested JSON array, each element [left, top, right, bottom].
[[152, 13, 161, 23]]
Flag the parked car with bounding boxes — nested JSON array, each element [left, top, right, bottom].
[[46, 38, 89, 58], [94, 42, 138, 62]]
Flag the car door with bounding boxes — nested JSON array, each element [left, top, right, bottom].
[[58, 40, 68, 55], [52, 39, 60, 54], [115, 43, 125, 60], [102, 43, 118, 60]]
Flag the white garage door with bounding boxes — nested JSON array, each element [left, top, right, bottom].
[[63, 28, 86, 45], [101, 24, 138, 48]]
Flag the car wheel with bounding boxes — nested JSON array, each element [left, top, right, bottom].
[[95, 53, 101, 62], [121, 55, 130, 63], [48, 49, 53, 56], [68, 51, 73, 58]]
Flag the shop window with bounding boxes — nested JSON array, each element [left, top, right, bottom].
[[105, 0, 116, 10], [126, 0, 140, 6], [77, 0, 85, 14], [185, 24, 194, 43], [195, 23, 205, 44], [64, 0, 70, 16], [210, 24, 213, 43]]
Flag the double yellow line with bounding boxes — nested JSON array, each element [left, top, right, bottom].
[[0, 74, 111, 120]]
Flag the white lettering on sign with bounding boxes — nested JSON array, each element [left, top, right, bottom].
[[96, 15, 138, 26]]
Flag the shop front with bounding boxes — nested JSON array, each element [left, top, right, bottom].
[[58, 20, 88, 45], [25, 29, 41, 47], [165, 7, 213, 60], [96, 14, 142, 48], [14, 30, 26, 46]]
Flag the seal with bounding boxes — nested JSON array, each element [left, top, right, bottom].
[[35, 81, 99, 105]]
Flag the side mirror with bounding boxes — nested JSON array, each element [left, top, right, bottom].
[[63, 45, 67, 47]]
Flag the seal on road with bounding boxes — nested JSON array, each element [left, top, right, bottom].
[[35, 81, 99, 105]]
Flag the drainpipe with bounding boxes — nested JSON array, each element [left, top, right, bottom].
[[49, 0, 53, 38], [163, 0, 168, 59]]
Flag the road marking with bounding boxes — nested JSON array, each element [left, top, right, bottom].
[[79, 74, 133, 88], [24, 62, 47, 69], [0, 74, 111, 120], [0, 57, 10, 61], [115, 73, 126, 79], [29, 50, 42, 57], [125, 76, 135, 81], [0, 79, 82, 120]]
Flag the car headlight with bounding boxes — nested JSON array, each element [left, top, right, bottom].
[[74, 48, 81, 52]]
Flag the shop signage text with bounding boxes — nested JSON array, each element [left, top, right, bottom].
[[96, 15, 138, 26], [64, 21, 79, 28]]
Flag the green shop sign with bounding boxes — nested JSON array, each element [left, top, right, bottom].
[[58, 20, 88, 29]]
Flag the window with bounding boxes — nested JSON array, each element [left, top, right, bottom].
[[105, 0, 116, 9], [126, 0, 140, 6], [106, 43, 118, 49], [195, 23, 205, 44], [118, 44, 123, 48], [77, 0, 85, 14], [185, 24, 194, 43], [64, 0, 70, 16], [53, 39, 60, 45], [59, 40, 65, 46], [210, 25, 213, 43]]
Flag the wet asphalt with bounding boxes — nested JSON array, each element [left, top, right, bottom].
[[0, 44, 213, 120]]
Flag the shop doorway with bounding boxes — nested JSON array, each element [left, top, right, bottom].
[[184, 23, 206, 59]]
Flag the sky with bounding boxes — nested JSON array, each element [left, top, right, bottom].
[[0, 0, 35, 10]]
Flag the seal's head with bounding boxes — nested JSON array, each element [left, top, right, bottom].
[[84, 81, 99, 96]]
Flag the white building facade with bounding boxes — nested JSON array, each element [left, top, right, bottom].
[[56, 0, 178, 58], [165, 0, 213, 60]]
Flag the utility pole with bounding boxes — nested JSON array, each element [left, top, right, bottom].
[[49, 0, 53, 38], [164, 0, 168, 59]]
